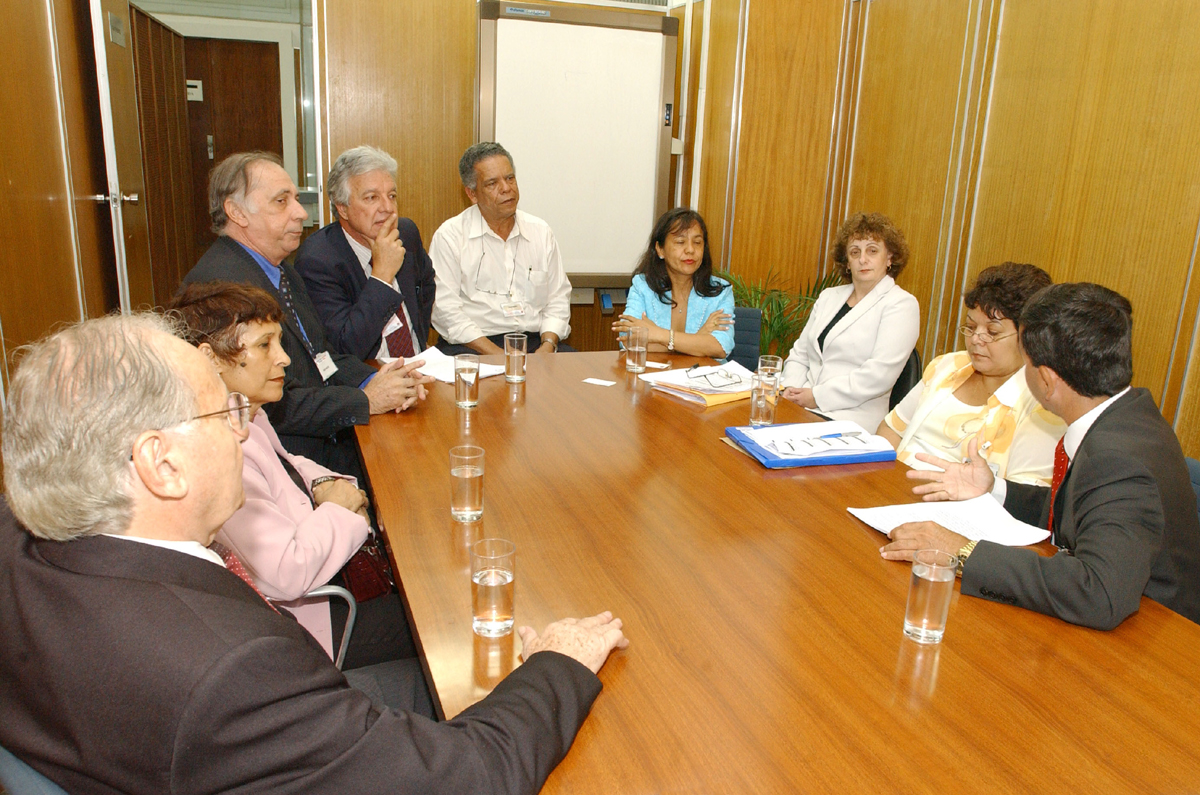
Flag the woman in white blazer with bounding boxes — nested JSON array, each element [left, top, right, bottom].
[[781, 213, 920, 431]]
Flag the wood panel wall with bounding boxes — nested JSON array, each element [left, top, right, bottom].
[[130, 8, 195, 307]]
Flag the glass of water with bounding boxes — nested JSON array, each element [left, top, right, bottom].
[[749, 372, 779, 426], [504, 333, 527, 383], [450, 445, 484, 522], [625, 326, 648, 373], [455, 354, 479, 408], [757, 354, 783, 376], [903, 549, 959, 644], [472, 538, 515, 637]]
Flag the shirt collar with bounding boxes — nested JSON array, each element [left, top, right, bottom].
[[466, 204, 523, 242], [990, 366, 1027, 408], [342, 226, 373, 270], [1063, 386, 1131, 460], [102, 534, 226, 568], [235, 241, 281, 289]]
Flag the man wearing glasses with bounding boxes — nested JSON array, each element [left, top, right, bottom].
[[0, 313, 628, 793], [429, 142, 574, 355]]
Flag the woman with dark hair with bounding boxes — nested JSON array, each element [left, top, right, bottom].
[[169, 281, 417, 673], [781, 212, 920, 430], [611, 207, 734, 358], [878, 262, 1065, 484]]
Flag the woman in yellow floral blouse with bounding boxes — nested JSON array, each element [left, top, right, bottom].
[[877, 263, 1065, 485]]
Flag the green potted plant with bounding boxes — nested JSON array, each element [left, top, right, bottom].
[[721, 268, 841, 356]]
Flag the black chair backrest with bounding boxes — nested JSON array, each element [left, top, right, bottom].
[[730, 306, 762, 369], [889, 349, 922, 411]]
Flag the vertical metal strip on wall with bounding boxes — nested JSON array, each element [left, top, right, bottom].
[[1170, 214, 1200, 429], [47, 0, 87, 323], [816, 0, 856, 273], [719, 0, 750, 270], [311, 0, 327, 224]]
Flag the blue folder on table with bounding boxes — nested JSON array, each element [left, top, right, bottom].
[[725, 422, 898, 469]]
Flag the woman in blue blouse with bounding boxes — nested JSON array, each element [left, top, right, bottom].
[[611, 208, 734, 358]]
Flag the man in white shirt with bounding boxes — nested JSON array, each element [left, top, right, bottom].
[[296, 145, 437, 362], [429, 142, 573, 355], [880, 283, 1200, 629], [0, 312, 629, 793]]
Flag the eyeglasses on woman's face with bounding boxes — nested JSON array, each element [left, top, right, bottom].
[[958, 325, 1017, 345]]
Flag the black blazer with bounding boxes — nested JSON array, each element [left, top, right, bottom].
[[0, 500, 602, 795], [963, 388, 1200, 628], [295, 220, 436, 360], [183, 237, 374, 473]]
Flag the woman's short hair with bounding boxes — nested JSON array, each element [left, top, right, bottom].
[[2, 313, 195, 541], [830, 212, 910, 281], [964, 262, 1052, 323], [169, 282, 284, 363], [633, 207, 724, 305]]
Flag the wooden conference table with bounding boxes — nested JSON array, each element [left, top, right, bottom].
[[357, 351, 1200, 794]]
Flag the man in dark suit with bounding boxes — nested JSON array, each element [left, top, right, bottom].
[[295, 145, 436, 361], [182, 151, 433, 478], [882, 283, 1200, 629], [0, 312, 629, 794]]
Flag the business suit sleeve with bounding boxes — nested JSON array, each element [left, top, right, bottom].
[[811, 289, 919, 413], [1004, 481, 1050, 526], [173, 641, 602, 795], [963, 452, 1163, 629], [296, 240, 404, 361]]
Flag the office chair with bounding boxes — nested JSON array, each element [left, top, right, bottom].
[[303, 584, 357, 670], [0, 745, 70, 795], [730, 307, 763, 369], [889, 349, 922, 411]]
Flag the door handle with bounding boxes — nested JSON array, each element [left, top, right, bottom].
[[83, 194, 108, 202], [121, 193, 139, 204]]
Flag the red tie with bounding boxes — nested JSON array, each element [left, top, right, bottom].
[[210, 541, 280, 614], [385, 309, 416, 358], [1047, 438, 1069, 535]]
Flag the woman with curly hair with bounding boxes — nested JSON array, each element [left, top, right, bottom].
[[781, 212, 920, 430], [878, 262, 1065, 484]]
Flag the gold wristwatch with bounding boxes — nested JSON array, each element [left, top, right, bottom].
[[956, 540, 978, 577]]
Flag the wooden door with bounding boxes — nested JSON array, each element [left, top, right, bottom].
[[130, 7, 195, 306], [184, 37, 284, 253], [89, 0, 155, 310]]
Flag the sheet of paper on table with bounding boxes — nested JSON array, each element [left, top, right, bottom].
[[380, 347, 505, 384], [636, 361, 755, 393], [847, 494, 1051, 547]]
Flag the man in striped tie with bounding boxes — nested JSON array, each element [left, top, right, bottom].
[[882, 283, 1200, 629], [296, 145, 437, 362]]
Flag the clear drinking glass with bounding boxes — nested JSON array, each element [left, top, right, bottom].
[[625, 326, 648, 373], [450, 445, 484, 521], [749, 372, 779, 426], [455, 354, 480, 408], [757, 355, 783, 376], [504, 333, 527, 383], [472, 538, 515, 637], [903, 549, 958, 644]]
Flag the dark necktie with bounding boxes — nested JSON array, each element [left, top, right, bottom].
[[276, 269, 315, 357], [1047, 438, 1069, 539], [385, 309, 416, 358], [210, 541, 281, 613]]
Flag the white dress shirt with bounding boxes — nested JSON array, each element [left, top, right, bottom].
[[429, 205, 572, 344], [342, 228, 422, 359], [103, 534, 226, 567]]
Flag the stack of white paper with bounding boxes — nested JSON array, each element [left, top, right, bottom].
[[379, 347, 506, 384], [637, 361, 755, 394], [847, 494, 1050, 547]]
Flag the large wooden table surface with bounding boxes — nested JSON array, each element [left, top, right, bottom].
[[358, 351, 1200, 794]]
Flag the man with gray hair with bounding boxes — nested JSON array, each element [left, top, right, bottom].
[[296, 145, 436, 361], [183, 151, 432, 479], [430, 142, 573, 355], [0, 312, 629, 793]]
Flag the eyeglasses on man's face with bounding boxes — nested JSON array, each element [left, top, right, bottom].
[[958, 325, 1017, 345], [188, 391, 251, 434]]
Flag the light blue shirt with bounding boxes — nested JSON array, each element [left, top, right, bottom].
[[624, 274, 735, 356]]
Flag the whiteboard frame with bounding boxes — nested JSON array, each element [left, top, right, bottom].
[[477, 1, 678, 285]]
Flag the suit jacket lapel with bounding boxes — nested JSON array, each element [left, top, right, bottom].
[[328, 225, 369, 295], [821, 275, 895, 349]]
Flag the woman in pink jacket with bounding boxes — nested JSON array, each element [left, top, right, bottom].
[[171, 282, 414, 670]]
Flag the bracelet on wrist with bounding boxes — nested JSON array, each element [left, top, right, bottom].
[[956, 539, 978, 577], [310, 476, 339, 489], [668, 329, 675, 352]]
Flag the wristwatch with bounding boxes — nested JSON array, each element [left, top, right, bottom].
[[956, 540, 978, 577], [541, 337, 558, 352]]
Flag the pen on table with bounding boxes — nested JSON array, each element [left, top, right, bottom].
[[819, 431, 860, 439], [963, 441, 993, 462]]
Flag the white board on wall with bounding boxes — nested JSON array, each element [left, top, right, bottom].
[[490, 15, 669, 276]]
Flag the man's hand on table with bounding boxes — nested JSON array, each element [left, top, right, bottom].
[[880, 522, 969, 562], [907, 435, 994, 501], [364, 358, 434, 413], [519, 611, 629, 675]]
